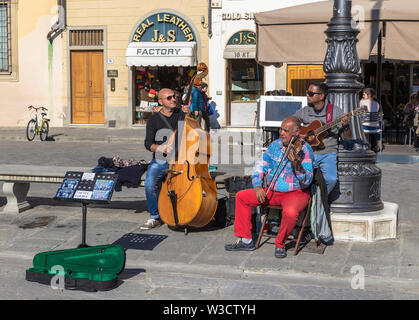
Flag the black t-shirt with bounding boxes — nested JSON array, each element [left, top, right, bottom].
[[144, 108, 186, 159]]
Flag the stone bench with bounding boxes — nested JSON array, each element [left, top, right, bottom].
[[0, 164, 230, 214], [0, 165, 91, 214]]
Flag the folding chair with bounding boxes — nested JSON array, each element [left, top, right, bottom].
[[362, 111, 382, 151], [255, 195, 313, 256]]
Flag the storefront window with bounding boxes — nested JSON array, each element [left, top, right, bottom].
[[229, 59, 263, 103], [412, 65, 419, 93], [133, 66, 195, 124]]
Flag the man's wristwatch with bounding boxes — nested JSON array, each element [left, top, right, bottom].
[[342, 124, 350, 131]]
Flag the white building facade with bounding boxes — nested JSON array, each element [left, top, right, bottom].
[[208, 0, 324, 127]]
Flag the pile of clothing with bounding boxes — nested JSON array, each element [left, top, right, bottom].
[[92, 156, 149, 191]]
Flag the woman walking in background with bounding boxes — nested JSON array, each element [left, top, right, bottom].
[[360, 88, 382, 152]]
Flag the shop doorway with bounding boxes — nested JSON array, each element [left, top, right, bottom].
[[70, 50, 104, 124], [361, 61, 419, 144], [287, 65, 325, 96], [132, 66, 196, 124], [362, 62, 411, 127], [226, 59, 264, 126]]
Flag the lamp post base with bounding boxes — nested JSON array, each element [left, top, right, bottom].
[[330, 149, 384, 213], [331, 201, 398, 242]]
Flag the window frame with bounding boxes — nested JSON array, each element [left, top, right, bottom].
[[0, 0, 17, 81], [0, 0, 11, 73]]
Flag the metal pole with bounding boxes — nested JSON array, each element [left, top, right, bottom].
[[376, 28, 382, 106], [324, 0, 383, 212], [78, 202, 89, 248]]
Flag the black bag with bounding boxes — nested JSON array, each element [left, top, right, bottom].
[[212, 196, 227, 227], [224, 175, 253, 193], [224, 176, 255, 227]]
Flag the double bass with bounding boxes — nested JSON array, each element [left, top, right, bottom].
[[158, 63, 217, 231]]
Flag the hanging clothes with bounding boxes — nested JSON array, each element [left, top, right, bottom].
[[92, 156, 150, 191], [310, 168, 334, 245]]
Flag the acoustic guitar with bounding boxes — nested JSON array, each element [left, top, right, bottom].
[[300, 106, 367, 150]]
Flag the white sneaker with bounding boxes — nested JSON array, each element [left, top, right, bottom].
[[140, 218, 162, 230]]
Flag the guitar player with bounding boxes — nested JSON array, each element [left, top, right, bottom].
[[294, 81, 351, 196]]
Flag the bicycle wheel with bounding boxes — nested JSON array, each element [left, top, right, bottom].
[[26, 120, 37, 141], [40, 120, 49, 141]]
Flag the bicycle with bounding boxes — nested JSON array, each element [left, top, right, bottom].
[[26, 106, 50, 141]]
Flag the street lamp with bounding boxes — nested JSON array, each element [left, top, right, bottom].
[[324, 0, 383, 212]]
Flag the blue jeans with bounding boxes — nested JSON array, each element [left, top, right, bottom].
[[144, 159, 169, 220], [314, 153, 337, 195]]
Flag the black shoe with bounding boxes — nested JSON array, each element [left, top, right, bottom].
[[275, 247, 287, 259], [225, 239, 255, 251]]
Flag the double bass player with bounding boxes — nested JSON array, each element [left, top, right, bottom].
[[225, 117, 314, 259], [142, 88, 185, 230]]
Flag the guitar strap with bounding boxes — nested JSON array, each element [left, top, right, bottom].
[[326, 103, 333, 124]]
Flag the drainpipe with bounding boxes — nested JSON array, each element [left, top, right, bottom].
[[208, 0, 212, 39], [47, 0, 66, 43]]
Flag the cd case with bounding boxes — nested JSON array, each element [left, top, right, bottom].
[[55, 172, 118, 203]]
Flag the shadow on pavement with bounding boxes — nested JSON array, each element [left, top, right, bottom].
[[26, 197, 148, 212], [45, 133, 65, 141], [118, 268, 146, 280]]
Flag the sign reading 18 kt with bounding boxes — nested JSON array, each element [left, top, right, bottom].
[[234, 52, 250, 58]]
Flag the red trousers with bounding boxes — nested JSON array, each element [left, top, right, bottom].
[[234, 188, 310, 248]]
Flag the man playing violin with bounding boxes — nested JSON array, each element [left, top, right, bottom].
[[142, 88, 185, 230], [294, 81, 351, 196], [225, 117, 314, 259]]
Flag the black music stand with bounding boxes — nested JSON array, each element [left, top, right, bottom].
[[54, 171, 118, 248]]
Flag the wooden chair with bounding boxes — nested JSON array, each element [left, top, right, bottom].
[[255, 196, 313, 256]]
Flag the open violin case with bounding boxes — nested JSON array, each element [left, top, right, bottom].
[[26, 244, 126, 292]]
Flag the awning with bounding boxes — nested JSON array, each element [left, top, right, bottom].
[[255, 0, 419, 64], [223, 45, 256, 59], [126, 42, 197, 67]]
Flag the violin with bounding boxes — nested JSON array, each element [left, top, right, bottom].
[[286, 136, 304, 171], [265, 135, 305, 199]]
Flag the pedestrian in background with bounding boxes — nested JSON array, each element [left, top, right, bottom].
[[403, 93, 417, 127], [360, 88, 382, 152], [199, 82, 211, 132], [190, 83, 207, 130]]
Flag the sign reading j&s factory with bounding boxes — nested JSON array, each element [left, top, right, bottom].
[[132, 13, 196, 42]]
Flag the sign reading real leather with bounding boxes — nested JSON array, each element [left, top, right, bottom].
[[132, 13, 196, 42]]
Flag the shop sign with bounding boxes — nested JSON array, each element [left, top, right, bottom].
[[107, 70, 118, 78], [126, 43, 195, 57], [222, 12, 254, 20], [227, 30, 256, 46], [231, 52, 251, 58], [131, 12, 196, 43], [126, 42, 196, 66], [223, 46, 256, 59]]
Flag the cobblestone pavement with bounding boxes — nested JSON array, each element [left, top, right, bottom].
[[0, 136, 419, 301]]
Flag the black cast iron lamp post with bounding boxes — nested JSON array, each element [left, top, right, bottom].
[[324, 0, 383, 212]]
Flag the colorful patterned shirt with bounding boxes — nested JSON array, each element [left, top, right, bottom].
[[252, 139, 314, 192]]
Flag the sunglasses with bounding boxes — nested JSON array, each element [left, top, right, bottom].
[[164, 95, 176, 101], [306, 91, 322, 97]]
